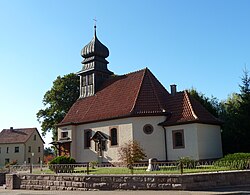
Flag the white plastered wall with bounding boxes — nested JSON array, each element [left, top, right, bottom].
[[74, 118, 134, 163], [59, 116, 167, 163], [197, 124, 223, 159], [132, 116, 166, 161], [165, 123, 199, 161], [165, 123, 223, 161], [57, 125, 77, 159]]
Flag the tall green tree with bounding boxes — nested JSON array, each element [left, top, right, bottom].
[[236, 69, 250, 151], [220, 68, 250, 154], [220, 93, 241, 154], [37, 73, 79, 139]]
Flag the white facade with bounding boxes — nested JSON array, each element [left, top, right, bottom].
[[165, 123, 223, 161], [58, 117, 222, 163]]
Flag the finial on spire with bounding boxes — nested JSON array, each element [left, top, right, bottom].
[[93, 17, 97, 36]]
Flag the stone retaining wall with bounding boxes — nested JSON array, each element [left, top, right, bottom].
[[6, 170, 250, 191]]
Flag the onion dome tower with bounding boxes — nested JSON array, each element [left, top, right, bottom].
[[78, 25, 113, 98]]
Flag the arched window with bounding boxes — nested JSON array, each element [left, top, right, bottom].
[[110, 128, 118, 146], [172, 130, 185, 149]]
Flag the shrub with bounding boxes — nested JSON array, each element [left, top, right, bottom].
[[89, 161, 98, 169], [219, 153, 250, 161], [215, 153, 250, 170], [5, 160, 17, 168], [49, 156, 76, 164], [178, 157, 196, 168], [49, 156, 76, 173], [118, 140, 146, 168]]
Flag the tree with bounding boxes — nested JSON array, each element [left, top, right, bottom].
[[37, 73, 79, 139], [188, 88, 220, 117], [220, 93, 241, 154], [118, 140, 146, 167], [236, 68, 250, 151], [220, 68, 250, 154], [44, 147, 55, 156]]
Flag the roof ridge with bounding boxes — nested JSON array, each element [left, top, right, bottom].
[[184, 90, 198, 119], [124, 68, 147, 77], [147, 69, 164, 111], [130, 69, 147, 113]]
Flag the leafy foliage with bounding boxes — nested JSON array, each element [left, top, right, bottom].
[[178, 157, 196, 167], [118, 140, 147, 167], [49, 156, 76, 164], [215, 153, 250, 170], [44, 147, 55, 156], [44, 154, 55, 164], [219, 153, 250, 161], [188, 88, 220, 117], [37, 73, 79, 139], [5, 160, 17, 168], [220, 68, 250, 154]]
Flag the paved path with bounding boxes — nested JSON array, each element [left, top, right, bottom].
[[1, 186, 250, 195]]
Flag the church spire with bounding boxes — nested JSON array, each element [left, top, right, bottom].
[[78, 25, 113, 98]]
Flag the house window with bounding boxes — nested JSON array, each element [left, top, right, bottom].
[[28, 146, 31, 152], [84, 129, 91, 148], [38, 147, 41, 153], [61, 131, 68, 138], [38, 157, 41, 163], [172, 130, 185, 149], [15, 147, 19, 153], [5, 159, 10, 165], [143, 124, 154, 134], [28, 158, 31, 164], [110, 128, 118, 146], [0, 147, 1, 153], [6, 147, 9, 153], [34, 134, 36, 140]]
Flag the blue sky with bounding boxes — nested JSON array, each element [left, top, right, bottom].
[[0, 0, 249, 146]]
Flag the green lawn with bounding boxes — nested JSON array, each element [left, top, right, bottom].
[[33, 165, 232, 175]]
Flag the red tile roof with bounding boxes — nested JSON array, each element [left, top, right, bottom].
[[59, 68, 221, 126], [162, 91, 221, 126], [0, 128, 45, 144]]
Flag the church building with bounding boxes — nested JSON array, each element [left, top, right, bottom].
[[55, 26, 223, 163]]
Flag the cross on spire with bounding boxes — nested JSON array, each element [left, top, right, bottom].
[[93, 17, 97, 36]]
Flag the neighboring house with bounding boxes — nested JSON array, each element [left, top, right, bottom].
[[54, 26, 223, 163], [0, 127, 44, 166]]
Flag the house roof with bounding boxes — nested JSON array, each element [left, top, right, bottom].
[[59, 68, 221, 127], [0, 128, 45, 144]]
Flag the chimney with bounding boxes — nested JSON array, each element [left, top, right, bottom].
[[170, 84, 177, 95]]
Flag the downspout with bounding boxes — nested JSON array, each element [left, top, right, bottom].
[[161, 126, 168, 161], [158, 112, 172, 162]]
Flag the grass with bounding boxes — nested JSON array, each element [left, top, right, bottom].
[[32, 165, 232, 175]]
